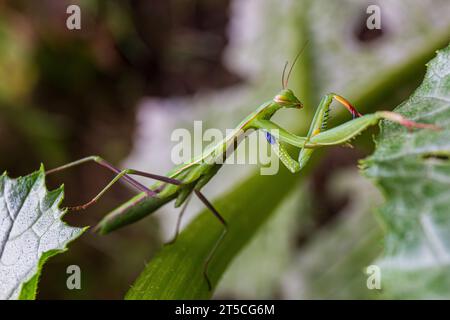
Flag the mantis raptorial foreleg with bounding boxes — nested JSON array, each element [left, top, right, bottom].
[[255, 99, 438, 172], [254, 120, 306, 147], [309, 111, 438, 145], [254, 93, 361, 172], [264, 131, 300, 173], [298, 93, 362, 168]]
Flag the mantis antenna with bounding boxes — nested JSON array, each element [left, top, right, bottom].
[[281, 61, 289, 89], [284, 40, 309, 88]]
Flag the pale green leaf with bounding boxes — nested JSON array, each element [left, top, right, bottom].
[[363, 43, 450, 298], [0, 166, 85, 300]]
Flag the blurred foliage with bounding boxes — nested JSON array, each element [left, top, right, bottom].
[[0, 0, 450, 299], [282, 168, 383, 299]]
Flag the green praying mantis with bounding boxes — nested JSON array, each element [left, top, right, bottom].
[[45, 55, 439, 291]]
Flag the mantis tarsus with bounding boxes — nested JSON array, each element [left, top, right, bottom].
[[46, 59, 439, 291]]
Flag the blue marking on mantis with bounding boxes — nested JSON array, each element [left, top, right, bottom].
[[265, 132, 276, 145]]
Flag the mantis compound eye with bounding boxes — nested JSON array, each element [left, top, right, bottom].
[[274, 94, 302, 109], [274, 94, 290, 104]]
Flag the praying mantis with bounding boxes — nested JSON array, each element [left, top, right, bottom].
[[45, 56, 438, 291]]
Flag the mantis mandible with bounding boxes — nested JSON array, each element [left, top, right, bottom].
[[46, 54, 438, 291]]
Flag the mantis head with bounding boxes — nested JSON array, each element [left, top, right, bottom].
[[273, 43, 308, 111], [274, 88, 303, 109], [256, 88, 303, 121]]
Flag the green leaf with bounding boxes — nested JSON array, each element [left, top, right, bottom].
[[363, 43, 450, 298], [0, 166, 86, 300]]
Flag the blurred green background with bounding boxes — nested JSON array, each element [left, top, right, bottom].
[[0, 0, 449, 299]]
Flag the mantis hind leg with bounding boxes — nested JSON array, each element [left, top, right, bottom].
[[46, 156, 181, 211], [299, 94, 362, 168]]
